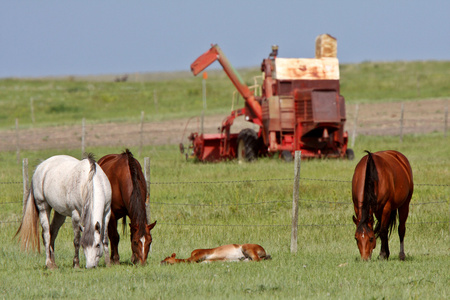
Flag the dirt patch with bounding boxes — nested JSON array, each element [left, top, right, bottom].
[[0, 99, 447, 152]]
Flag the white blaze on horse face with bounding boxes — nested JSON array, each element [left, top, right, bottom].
[[84, 232, 103, 269], [140, 236, 146, 258]]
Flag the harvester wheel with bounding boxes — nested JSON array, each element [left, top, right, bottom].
[[237, 128, 258, 163], [346, 148, 355, 160]]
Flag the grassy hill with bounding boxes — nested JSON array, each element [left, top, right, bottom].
[[0, 60, 449, 129]]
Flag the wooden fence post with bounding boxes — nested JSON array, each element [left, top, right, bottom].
[[290, 151, 301, 253], [144, 157, 151, 224], [22, 158, 29, 213]]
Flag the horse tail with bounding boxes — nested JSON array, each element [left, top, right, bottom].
[[80, 153, 96, 247], [125, 149, 147, 229], [15, 185, 40, 253], [387, 209, 398, 237], [363, 151, 379, 231]]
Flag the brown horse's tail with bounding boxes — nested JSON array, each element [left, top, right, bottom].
[[15, 186, 40, 253], [125, 149, 147, 233], [365, 151, 397, 237], [363, 151, 379, 232]]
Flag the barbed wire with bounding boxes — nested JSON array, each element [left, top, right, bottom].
[[1, 219, 448, 226], [1, 197, 447, 207], [0, 177, 448, 187]]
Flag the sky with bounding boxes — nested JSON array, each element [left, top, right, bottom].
[[1, 1, 449, 78]]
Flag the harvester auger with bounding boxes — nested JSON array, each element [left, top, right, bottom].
[[183, 34, 354, 162]]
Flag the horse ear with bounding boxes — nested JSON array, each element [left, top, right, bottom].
[[147, 221, 157, 231], [352, 215, 358, 225], [95, 222, 101, 232]]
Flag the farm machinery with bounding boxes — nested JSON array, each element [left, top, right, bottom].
[[183, 34, 353, 162]]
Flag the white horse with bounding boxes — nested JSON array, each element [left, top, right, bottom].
[[16, 154, 112, 269]]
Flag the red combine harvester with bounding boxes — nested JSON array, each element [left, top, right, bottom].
[[183, 34, 353, 162]]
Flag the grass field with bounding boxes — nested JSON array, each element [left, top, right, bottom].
[[0, 133, 449, 299], [0, 61, 449, 299]]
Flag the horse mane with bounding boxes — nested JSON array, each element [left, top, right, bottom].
[[80, 153, 97, 248], [123, 149, 148, 237]]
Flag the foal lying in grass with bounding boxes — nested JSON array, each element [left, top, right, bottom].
[[161, 244, 271, 264]]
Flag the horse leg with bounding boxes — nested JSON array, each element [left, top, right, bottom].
[[49, 212, 66, 266], [108, 215, 120, 264], [38, 205, 56, 269], [398, 203, 410, 261], [103, 210, 111, 267], [378, 208, 391, 260], [241, 244, 261, 261], [71, 211, 81, 268]]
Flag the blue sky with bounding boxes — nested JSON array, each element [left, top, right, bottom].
[[1, 1, 449, 78]]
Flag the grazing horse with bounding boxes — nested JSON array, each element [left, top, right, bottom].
[[352, 150, 413, 261], [98, 149, 156, 265], [15, 154, 111, 269], [161, 244, 271, 264]]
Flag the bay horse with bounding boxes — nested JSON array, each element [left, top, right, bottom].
[[161, 244, 271, 264], [15, 154, 111, 269], [98, 149, 156, 265], [352, 150, 413, 261]]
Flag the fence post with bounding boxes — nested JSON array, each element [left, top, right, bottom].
[[81, 118, 86, 157], [22, 158, 29, 213], [144, 157, 151, 224], [399, 103, 404, 143], [290, 151, 301, 253], [351, 104, 359, 148]]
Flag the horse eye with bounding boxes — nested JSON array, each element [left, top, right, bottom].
[[96, 243, 101, 248]]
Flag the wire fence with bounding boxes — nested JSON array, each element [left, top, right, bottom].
[[1, 176, 448, 227]]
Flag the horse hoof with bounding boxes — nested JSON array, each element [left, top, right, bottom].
[[47, 262, 58, 269], [399, 253, 406, 261]]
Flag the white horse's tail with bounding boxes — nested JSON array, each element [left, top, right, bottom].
[[15, 186, 40, 253], [80, 154, 96, 247]]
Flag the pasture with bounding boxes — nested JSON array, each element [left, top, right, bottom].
[[0, 133, 449, 299], [0, 61, 449, 298]]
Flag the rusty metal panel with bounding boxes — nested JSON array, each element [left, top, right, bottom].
[[279, 96, 295, 131], [274, 58, 339, 80], [311, 91, 340, 122]]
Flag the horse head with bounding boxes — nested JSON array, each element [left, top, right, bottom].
[[81, 221, 104, 268], [130, 221, 157, 265], [160, 253, 177, 265], [353, 215, 376, 260]]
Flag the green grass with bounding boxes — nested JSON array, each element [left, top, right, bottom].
[[0, 133, 449, 299], [1, 61, 449, 129]]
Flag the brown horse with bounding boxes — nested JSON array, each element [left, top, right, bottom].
[[98, 149, 156, 265], [352, 150, 413, 261], [161, 244, 271, 264]]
